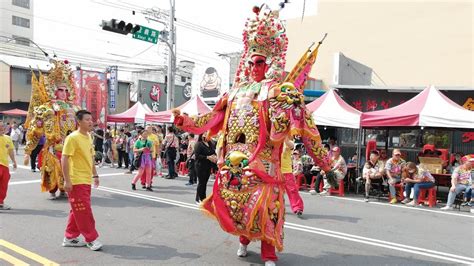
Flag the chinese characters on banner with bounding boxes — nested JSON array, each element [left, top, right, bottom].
[[350, 99, 404, 112], [150, 84, 161, 112], [73, 70, 108, 128], [109, 66, 118, 112]]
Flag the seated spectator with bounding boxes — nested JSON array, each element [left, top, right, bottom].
[[401, 162, 435, 207], [362, 150, 385, 202], [292, 150, 303, 177], [347, 153, 357, 166], [309, 144, 329, 194], [441, 156, 474, 211], [315, 146, 347, 196], [385, 149, 406, 204], [450, 152, 463, 172]]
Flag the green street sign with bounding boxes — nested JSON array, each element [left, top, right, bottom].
[[133, 25, 159, 44]]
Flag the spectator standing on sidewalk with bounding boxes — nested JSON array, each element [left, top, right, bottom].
[[185, 134, 197, 186], [115, 129, 129, 169], [194, 133, 216, 204], [9, 124, 21, 155], [163, 127, 179, 179]]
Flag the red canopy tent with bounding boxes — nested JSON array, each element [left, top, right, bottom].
[[107, 102, 153, 123], [0, 108, 28, 116], [145, 95, 212, 123], [361, 86, 474, 129]]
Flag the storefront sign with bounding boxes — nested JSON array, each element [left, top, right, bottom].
[[462, 132, 474, 143]]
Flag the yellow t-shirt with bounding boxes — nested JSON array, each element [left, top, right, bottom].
[[281, 143, 292, 174], [0, 135, 13, 168], [62, 131, 94, 185], [147, 133, 160, 158]]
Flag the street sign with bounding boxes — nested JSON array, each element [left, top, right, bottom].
[[133, 25, 159, 44]]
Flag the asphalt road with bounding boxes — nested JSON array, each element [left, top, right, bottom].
[[1, 150, 473, 265]]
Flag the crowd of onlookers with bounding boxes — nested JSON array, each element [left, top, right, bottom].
[[9, 119, 473, 212], [2, 121, 27, 156], [291, 137, 473, 212], [90, 124, 217, 203]]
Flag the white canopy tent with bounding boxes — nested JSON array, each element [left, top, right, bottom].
[[306, 88, 362, 129]]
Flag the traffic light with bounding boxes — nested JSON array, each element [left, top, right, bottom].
[[101, 19, 141, 35]]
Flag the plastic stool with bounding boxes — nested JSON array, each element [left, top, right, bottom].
[[418, 186, 437, 208], [296, 174, 308, 190], [329, 180, 345, 196], [178, 162, 188, 175]]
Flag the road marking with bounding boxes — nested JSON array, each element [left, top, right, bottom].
[[0, 251, 29, 265], [0, 240, 59, 266], [300, 191, 474, 219], [9, 173, 125, 186], [9, 180, 41, 185], [97, 186, 473, 265], [10, 175, 474, 219], [98, 186, 199, 210]]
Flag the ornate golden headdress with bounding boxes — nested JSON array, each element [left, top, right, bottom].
[[234, 5, 288, 85], [44, 59, 76, 102]]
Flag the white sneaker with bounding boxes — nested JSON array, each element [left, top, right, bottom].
[[86, 240, 103, 251], [470, 208, 474, 214], [237, 243, 248, 257], [62, 237, 86, 247], [309, 189, 317, 195], [319, 191, 329, 196], [265, 261, 276, 266], [440, 205, 453, 211], [406, 200, 416, 207]]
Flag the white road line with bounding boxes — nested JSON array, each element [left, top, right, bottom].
[[96, 186, 473, 265], [9, 180, 41, 185], [300, 192, 474, 219]]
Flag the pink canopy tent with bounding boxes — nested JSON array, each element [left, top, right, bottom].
[[306, 89, 362, 129], [0, 108, 28, 116], [361, 86, 474, 128], [107, 102, 153, 123], [145, 95, 212, 123]]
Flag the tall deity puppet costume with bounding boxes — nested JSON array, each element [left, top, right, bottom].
[[24, 59, 80, 194], [174, 5, 334, 263]]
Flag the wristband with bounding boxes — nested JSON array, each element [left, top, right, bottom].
[[93, 175, 99, 179]]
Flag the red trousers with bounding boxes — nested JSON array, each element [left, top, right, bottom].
[[284, 173, 304, 213], [0, 165, 10, 204], [65, 184, 99, 243], [240, 236, 277, 262]]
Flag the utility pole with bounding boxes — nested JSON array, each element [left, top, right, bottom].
[[166, 0, 176, 110]]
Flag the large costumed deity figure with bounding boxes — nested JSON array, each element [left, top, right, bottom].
[[174, 5, 334, 265], [24, 59, 80, 198]]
